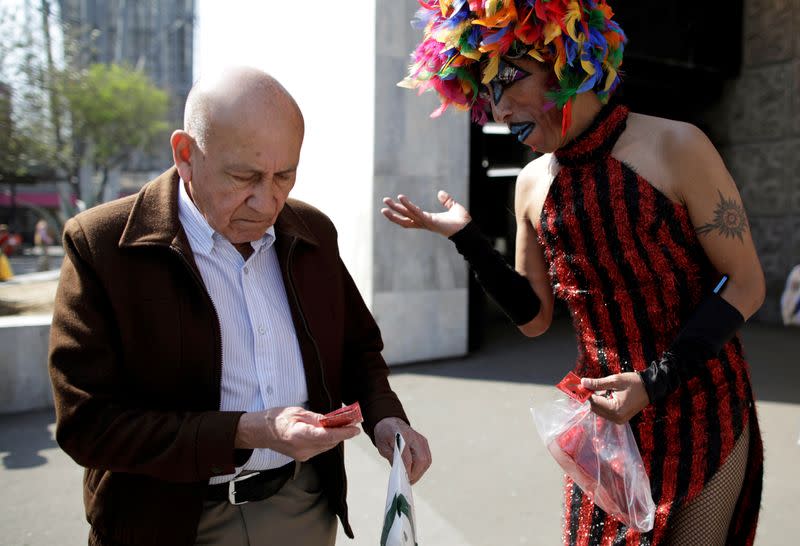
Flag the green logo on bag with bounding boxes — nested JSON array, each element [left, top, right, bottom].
[[380, 493, 417, 546]]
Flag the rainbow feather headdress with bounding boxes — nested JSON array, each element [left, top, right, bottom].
[[399, 0, 627, 136]]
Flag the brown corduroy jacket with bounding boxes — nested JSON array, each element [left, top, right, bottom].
[[48, 168, 408, 545]]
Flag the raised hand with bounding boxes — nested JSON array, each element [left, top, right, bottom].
[[235, 406, 361, 462], [381, 190, 472, 238]]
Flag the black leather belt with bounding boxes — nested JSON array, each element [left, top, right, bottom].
[[206, 462, 295, 505]]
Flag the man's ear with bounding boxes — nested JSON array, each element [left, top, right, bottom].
[[171, 130, 194, 181]]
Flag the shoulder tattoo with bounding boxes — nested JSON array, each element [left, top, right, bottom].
[[696, 190, 749, 243]]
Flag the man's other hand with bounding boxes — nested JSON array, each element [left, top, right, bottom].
[[235, 406, 360, 461], [373, 417, 432, 485]]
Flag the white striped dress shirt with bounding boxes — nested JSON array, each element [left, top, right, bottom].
[[177, 181, 309, 484]]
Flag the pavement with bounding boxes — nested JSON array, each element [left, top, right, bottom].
[[0, 314, 798, 546]]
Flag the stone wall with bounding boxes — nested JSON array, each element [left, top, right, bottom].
[[706, 0, 800, 322], [0, 315, 53, 413], [372, 0, 470, 363]]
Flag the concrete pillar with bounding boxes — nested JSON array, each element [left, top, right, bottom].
[[371, 0, 469, 363]]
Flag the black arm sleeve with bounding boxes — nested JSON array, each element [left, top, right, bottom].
[[449, 221, 541, 325], [639, 291, 745, 403]]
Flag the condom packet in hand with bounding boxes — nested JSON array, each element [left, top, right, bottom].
[[556, 371, 593, 403], [320, 402, 363, 428]]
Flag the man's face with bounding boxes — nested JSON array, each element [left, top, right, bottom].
[[179, 113, 303, 244], [486, 57, 564, 153]]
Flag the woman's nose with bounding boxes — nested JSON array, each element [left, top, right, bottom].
[[490, 97, 512, 124]]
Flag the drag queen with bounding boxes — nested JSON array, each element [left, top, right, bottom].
[[382, 2, 765, 544]]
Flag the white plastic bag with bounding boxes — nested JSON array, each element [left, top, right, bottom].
[[380, 433, 418, 546], [532, 396, 656, 533], [781, 264, 800, 326]]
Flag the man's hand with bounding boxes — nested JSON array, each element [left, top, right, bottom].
[[581, 373, 650, 425], [235, 406, 360, 461], [373, 417, 432, 485]]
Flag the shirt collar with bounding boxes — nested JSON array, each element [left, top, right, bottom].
[[177, 179, 275, 257]]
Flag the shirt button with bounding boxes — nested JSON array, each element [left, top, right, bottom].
[[266, 385, 274, 395], [243, 266, 249, 275], [258, 326, 265, 335]]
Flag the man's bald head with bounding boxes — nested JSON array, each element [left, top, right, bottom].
[[171, 67, 305, 244], [184, 67, 303, 152]]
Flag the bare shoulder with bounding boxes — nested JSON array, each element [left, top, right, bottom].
[[515, 153, 558, 225], [626, 113, 717, 162], [616, 113, 721, 200], [623, 112, 705, 148]]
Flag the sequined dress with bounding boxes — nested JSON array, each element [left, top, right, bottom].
[[538, 104, 763, 545]]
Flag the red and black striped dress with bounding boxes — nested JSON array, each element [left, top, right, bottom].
[[537, 103, 763, 545]]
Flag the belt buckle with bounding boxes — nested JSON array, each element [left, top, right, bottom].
[[228, 472, 259, 505]]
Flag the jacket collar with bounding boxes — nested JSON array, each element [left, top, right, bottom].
[[119, 167, 319, 250]]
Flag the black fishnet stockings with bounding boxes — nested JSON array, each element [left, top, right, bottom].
[[665, 423, 750, 546]]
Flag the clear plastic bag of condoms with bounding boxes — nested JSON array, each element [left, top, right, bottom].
[[531, 373, 656, 533]]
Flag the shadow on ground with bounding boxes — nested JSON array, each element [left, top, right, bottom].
[[393, 313, 800, 406], [0, 410, 57, 469]]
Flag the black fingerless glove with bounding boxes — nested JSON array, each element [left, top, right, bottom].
[[449, 221, 541, 325], [639, 291, 745, 403]]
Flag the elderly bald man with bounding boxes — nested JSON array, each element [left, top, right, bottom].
[[48, 67, 431, 546]]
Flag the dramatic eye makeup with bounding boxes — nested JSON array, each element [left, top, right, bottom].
[[486, 58, 532, 104]]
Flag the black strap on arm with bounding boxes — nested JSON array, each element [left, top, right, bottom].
[[639, 288, 745, 403], [449, 221, 541, 325]]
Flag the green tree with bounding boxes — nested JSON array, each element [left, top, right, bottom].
[[62, 63, 169, 205], [1, 1, 171, 218]]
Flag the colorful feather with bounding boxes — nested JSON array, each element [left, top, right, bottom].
[[543, 21, 563, 44], [482, 55, 501, 84], [561, 96, 573, 138], [552, 36, 567, 80], [401, 0, 627, 133], [473, 0, 517, 28], [528, 47, 546, 62], [564, 1, 583, 42]]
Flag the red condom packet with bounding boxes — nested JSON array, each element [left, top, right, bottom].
[[556, 371, 593, 403], [320, 402, 364, 428]]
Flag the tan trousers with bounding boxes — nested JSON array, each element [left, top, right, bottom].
[[195, 462, 337, 546]]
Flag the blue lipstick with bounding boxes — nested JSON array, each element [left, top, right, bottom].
[[509, 122, 535, 143]]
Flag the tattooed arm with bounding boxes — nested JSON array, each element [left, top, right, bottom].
[[670, 124, 766, 319], [583, 123, 766, 419]]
